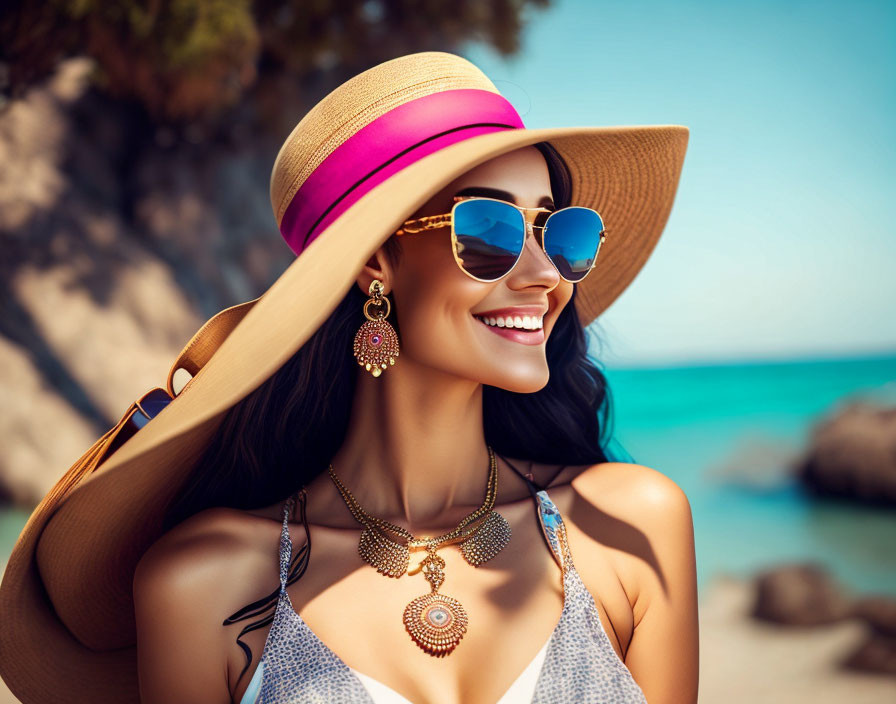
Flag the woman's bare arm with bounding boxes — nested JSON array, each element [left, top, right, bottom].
[[622, 469, 700, 703], [133, 518, 238, 704]]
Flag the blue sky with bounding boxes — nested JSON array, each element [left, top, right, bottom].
[[464, 0, 895, 366]]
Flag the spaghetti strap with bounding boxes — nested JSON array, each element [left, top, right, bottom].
[[278, 499, 293, 592], [499, 454, 544, 498], [278, 486, 309, 592], [533, 489, 576, 573], [495, 453, 577, 572], [224, 486, 311, 690], [498, 453, 570, 496]]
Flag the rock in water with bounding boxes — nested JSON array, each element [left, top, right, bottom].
[[752, 562, 854, 625], [793, 400, 896, 507]]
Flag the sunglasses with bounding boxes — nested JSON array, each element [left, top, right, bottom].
[[106, 387, 173, 456], [395, 196, 607, 283]]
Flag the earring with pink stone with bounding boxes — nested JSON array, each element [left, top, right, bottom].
[[352, 279, 400, 377]]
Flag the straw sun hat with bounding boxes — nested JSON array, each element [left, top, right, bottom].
[[0, 51, 688, 702]]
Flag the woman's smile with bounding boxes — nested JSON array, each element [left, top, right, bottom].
[[472, 312, 546, 345]]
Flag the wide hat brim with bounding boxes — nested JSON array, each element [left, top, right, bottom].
[[0, 122, 688, 702]]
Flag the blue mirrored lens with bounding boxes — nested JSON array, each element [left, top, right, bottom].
[[543, 207, 603, 282], [453, 199, 525, 280]]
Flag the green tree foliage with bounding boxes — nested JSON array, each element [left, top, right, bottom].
[[1, 0, 549, 125]]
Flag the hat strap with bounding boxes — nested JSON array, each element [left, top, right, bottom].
[[165, 295, 262, 397]]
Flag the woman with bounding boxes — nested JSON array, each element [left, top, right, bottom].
[[0, 52, 696, 704]]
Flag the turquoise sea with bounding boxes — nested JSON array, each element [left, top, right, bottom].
[[604, 352, 896, 596], [2, 353, 895, 598]]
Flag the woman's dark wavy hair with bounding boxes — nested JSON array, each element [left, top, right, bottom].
[[160, 141, 629, 688]]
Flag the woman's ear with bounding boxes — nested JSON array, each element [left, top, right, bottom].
[[355, 246, 394, 296]]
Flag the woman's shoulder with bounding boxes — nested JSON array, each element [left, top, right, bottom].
[[534, 458, 686, 501], [134, 503, 289, 619], [565, 461, 695, 598], [140, 500, 287, 570], [570, 460, 689, 503], [563, 460, 693, 542], [133, 504, 289, 702]]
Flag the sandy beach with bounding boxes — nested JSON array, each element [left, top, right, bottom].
[[698, 574, 896, 703]]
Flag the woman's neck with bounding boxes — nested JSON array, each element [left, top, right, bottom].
[[313, 356, 499, 532]]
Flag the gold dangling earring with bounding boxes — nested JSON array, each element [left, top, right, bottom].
[[353, 279, 400, 377]]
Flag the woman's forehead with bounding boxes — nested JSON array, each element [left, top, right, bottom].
[[439, 146, 553, 206]]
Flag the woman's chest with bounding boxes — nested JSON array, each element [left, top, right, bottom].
[[228, 492, 635, 704]]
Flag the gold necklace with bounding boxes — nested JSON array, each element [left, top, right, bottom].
[[327, 445, 511, 655]]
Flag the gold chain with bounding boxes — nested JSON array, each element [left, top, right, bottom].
[[327, 446, 498, 548], [327, 445, 512, 655]]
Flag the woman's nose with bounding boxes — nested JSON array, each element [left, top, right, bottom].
[[509, 224, 559, 285]]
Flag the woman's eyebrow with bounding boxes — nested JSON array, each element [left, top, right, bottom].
[[453, 186, 555, 208]]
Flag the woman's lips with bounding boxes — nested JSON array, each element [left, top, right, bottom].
[[473, 315, 545, 346]]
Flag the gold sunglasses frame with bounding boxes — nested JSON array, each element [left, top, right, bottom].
[[394, 196, 607, 283]]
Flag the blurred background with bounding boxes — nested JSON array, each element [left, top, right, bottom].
[[1, 0, 894, 701]]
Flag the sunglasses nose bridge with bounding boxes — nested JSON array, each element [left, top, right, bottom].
[[520, 206, 548, 239], [516, 219, 557, 279]]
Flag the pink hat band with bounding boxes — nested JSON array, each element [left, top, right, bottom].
[[278, 88, 525, 256]]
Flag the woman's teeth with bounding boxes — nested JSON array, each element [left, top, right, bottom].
[[474, 314, 544, 330]]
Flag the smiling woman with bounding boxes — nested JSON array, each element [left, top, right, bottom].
[[0, 51, 694, 704], [145, 139, 644, 704]]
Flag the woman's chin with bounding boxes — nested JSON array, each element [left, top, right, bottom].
[[479, 365, 550, 394]]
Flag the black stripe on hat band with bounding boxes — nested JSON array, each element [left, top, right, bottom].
[[301, 122, 521, 250]]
